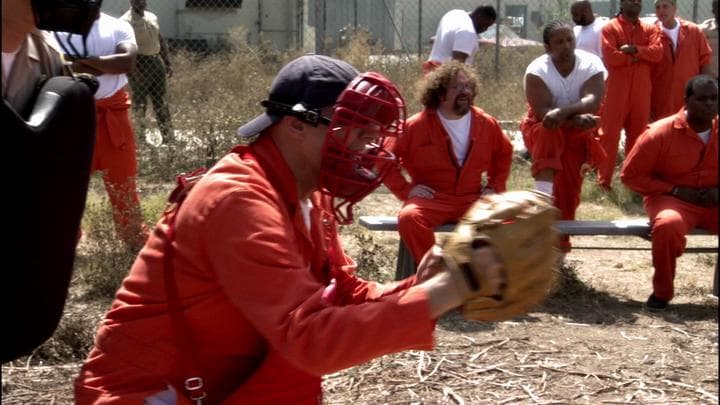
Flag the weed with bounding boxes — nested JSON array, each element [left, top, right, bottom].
[[342, 225, 395, 283]]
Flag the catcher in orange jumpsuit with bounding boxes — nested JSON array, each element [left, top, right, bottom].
[[648, 0, 713, 120], [73, 55, 505, 404], [56, 12, 148, 249], [383, 61, 513, 265], [621, 75, 718, 310], [596, 0, 663, 189], [521, 21, 607, 252]]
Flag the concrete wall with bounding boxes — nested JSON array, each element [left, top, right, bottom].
[[101, 0, 296, 50]]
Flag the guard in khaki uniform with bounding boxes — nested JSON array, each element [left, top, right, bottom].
[[384, 61, 513, 264], [621, 75, 718, 310], [121, 0, 174, 144], [2, 30, 65, 113]]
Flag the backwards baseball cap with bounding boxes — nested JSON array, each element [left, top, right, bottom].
[[237, 54, 359, 138]]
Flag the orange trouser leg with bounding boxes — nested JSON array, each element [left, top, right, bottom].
[[398, 193, 479, 264], [554, 130, 589, 252], [92, 103, 147, 248], [645, 196, 719, 301], [523, 123, 591, 251], [599, 76, 652, 186], [622, 91, 652, 156], [522, 123, 564, 177], [597, 106, 627, 188]]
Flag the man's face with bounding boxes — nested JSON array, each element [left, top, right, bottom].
[[571, 5, 591, 26], [441, 71, 475, 116], [686, 82, 719, 123], [473, 15, 495, 34], [654, 1, 677, 26], [621, 0, 643, 18], [545, 27, 576, 62]]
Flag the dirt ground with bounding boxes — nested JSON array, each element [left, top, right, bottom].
[[2, 190, 718, 404]]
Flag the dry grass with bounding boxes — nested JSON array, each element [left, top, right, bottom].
[[2, 35, 717, 404]]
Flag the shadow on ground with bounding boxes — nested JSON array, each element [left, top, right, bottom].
[[437, 264, 718, 333]]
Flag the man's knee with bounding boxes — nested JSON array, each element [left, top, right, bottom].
[[398, 205, 424, 228], [651, 211, 687, 241]]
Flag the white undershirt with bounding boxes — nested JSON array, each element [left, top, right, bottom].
[[524, 49, 606, 108], [428, 9, 478, 64], [573, 17, 608, 58], [438, 111, 472, 165], [684, 111, 712, 144], [1, 47, 19, 84], [300, 198, 312, 232], [697, 129, 711, 144], [662, 18, 681, 52]]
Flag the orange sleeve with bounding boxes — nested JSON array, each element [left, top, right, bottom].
[[205, 185, 435, 377], [382, 127, 413, 201], [620, 124, 674, 196], [695, 26, 713, 68], [635, 25, 663, 63], [601, 22, 633, 68], [485, 118, 513, 193]]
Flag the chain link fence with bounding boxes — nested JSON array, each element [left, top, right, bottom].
[[103, 0, 714, 56], [97, 0, 715, 177]]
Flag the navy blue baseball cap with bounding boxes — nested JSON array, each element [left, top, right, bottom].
[[237, 54, 359, 138]]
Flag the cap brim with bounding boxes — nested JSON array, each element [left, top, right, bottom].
[[236, 112, 282, 138]]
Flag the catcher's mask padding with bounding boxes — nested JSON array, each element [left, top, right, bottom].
[[2, 75, 96, 363], [319, 72, 406, 224]]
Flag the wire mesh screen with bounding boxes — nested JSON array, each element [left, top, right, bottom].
[[100, 0, 717, 92], [94, 0, 715, 175], [102, 0, 715, 63]]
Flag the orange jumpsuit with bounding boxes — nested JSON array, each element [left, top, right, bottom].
[[521, 112, 606, 252], [74, 135, 436, 404], [383, 107, 513, 263], [650, 19, 712, 120], [620, 111, 718, 301], [92, 88, 147, 247], [597, 15, 663, 188]]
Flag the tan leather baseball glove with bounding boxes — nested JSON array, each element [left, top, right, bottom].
[[442, 190, 560, 321]]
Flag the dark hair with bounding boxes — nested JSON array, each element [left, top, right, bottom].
[[472, 5, 497, 21], [571, 0, 592, 8], [685, 74, 718, 99], [416, 61, 478, 109], [542, 21, 573, 45]]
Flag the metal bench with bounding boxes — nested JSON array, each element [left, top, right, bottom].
[[357, 216, 718, 295]]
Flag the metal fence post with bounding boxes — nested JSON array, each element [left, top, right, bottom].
[[495, 0, 501, 78], [418, 0, 423, 58], [314, 0, 325, 54]]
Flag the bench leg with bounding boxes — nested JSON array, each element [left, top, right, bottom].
[[714, 258, 718, 297], [395, 239, 417, 280]]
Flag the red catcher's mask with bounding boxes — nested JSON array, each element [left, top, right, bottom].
[[319, 72, 406, 224]]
